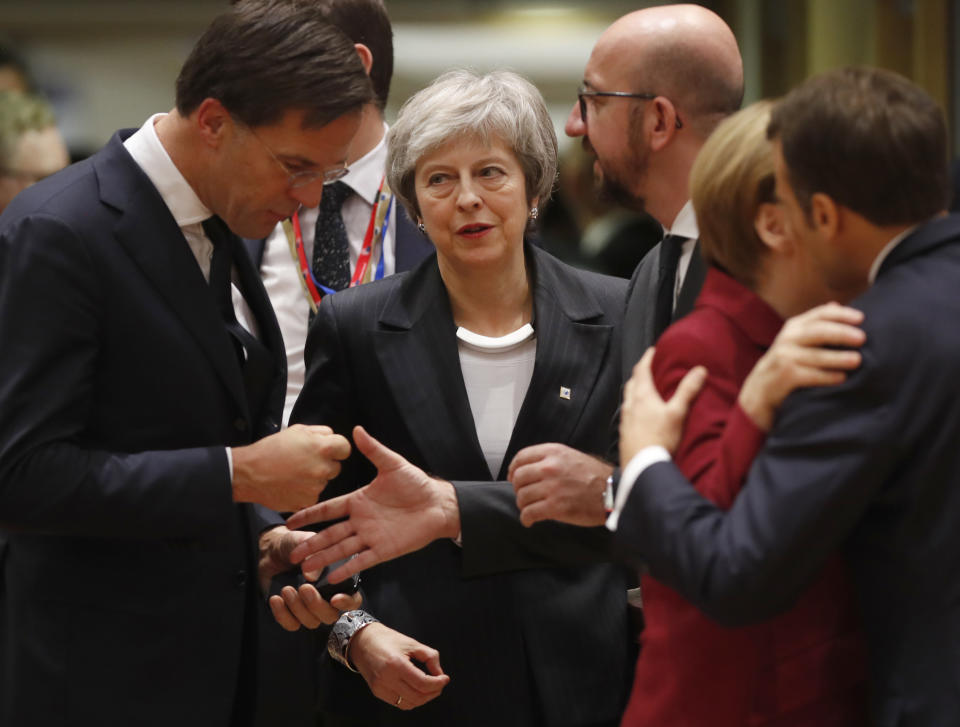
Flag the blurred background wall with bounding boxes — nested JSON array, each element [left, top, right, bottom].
[[2, 0, 957, 272]]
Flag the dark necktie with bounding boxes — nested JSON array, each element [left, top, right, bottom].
[[312, 180, 353, 292], [203, 216, 273, 423], [653, 234, 687, 339]]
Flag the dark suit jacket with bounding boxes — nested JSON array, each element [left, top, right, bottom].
[[616, 215, 960, 727], [623, 269, 866, 727], [0, 132, 300, 727], [242, 199, 432, 273], [621, 237, 707, 380], [291, 245, 633, 727]]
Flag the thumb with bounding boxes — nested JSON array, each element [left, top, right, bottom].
[[353, 425, 408, 473], [668, 365, 707, 415]]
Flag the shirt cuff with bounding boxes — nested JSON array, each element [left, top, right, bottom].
[[605, 446, 671, 531], [226, 447, 234, 482]]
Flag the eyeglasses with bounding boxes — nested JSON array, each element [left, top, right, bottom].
[[577, 84, 683, 129], [242, 122, 349, 188]]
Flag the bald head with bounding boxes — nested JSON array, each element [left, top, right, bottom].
[[597, 4, 743, 136]]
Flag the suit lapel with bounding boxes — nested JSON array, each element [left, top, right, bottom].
[[231, 230, 287, 429], [499, 248, 613, 478], [623, 244, 660, 375], [94, 134, 248, 417], [374, 261, 489, 480], [675, 239, 706, 320]]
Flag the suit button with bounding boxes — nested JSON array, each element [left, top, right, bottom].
[[235, 570, 248, 587], [234, 418, 247, 432]]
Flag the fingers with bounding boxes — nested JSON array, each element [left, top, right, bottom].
[[288, 519, 353, 563], [514, 480, 546, 510], [267, 584, 339, 631], [299, 425, 352, 461], [393, 652, 449, 709], [518, 501, 551, 528], [300, 536, 366, 579], [807, 301, 864, 325], [268, 594, 301, 632], [667, 365, 707, 415], [506, 443, 553, 481], [329, 591, 363, 612], [410, 644, 446, 678], [630, 346, 657, 385], [785, 346, 861, 372], [784, 318, 866, 348], [353, 425, 408, 473], [286, 496, 350, 531], [325, 547, 381, 582]]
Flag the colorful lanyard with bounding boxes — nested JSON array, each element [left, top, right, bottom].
[[287, 177, 393, 313]]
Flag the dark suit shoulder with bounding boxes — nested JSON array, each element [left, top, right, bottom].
[[1, 157, 98, 229], [530, 246, 627, 322], [625, 240, 661, 301], [321, 266, 411, 328]]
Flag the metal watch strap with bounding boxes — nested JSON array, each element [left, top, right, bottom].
[[328, 609, 379, 672]]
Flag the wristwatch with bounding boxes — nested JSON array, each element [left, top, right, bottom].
[[604, 468, 620, 514], [328, 609, 379, 672]]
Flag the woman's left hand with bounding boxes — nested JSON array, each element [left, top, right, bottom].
[[739, 302, 865, 431], [285, 426, 462, 582]]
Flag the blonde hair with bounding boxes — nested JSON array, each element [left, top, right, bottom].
[[689, 100, 775, 289]]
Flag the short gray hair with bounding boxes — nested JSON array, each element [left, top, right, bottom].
[[387, 69, 557, 220]]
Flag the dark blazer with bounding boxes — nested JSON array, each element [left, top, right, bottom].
[[621, 237, 707, 380], [241, 199, 433, 273], [623, 269, 866, 727], [0, 132, 299, 727], [291, 245, 633, 727], [615, 215, 960, 727]]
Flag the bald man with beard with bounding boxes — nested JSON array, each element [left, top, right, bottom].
[[510, 4, 744, 533]]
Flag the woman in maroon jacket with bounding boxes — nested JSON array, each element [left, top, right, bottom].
[[621, 101, 870, 726]]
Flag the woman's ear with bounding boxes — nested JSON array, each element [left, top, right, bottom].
[[754, 201, 791, 254]]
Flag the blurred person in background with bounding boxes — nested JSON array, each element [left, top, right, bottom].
[[0, 44, 33, 94], [0, 90, 69, 213]]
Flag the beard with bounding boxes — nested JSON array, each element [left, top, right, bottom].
[[586, 115, 650, 212]]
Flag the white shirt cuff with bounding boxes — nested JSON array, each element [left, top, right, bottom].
[[605, 446, 671, 531], [226, 447, 234, 482]]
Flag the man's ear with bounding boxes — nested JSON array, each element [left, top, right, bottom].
[[355, 43, 373, 75], [647, 97, 681, 152], [195, 98, 232, 149], [809, 192, 840, 240], [754, 201, 791, 254]]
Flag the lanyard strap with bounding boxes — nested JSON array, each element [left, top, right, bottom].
[[287, 176, 393, 310]]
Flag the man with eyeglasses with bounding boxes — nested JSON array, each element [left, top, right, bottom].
[[234, 0, 432, 430], [0, 90, 69, 214], [0, 5, 373, 727], [509, 3, 744, 543]]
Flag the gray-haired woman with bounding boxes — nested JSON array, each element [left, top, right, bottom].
[[288, 70, 633, 727]]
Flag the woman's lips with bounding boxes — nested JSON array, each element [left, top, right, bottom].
[[457, 223, 493, 237]]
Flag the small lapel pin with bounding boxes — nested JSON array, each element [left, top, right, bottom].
[[559, 386, 571, 400]]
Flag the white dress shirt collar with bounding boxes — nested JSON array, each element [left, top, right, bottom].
[[123, 113, 212, 226], [341, 122, 389, 206], [665, 199, 699, 241], [868, 224, 919, 285]]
